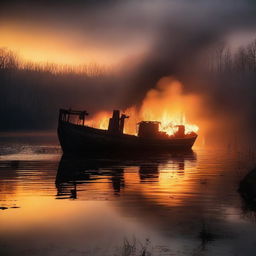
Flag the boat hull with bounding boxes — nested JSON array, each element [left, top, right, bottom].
[[58, 121, 197, 154]]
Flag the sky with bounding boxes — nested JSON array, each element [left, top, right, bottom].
[[1, 0, 256, 135], [1, 0, 255, 67], [0, 0, 157, 66]]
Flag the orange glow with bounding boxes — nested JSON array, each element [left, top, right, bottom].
[[0, 24, 99, 66], [87, 77, 201, 136], [124, 164, 197, 207], [0, 23, 149, 68], [86, 111, 112, 130]]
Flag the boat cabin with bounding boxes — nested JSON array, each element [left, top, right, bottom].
[[59, 109, 88, 125], [138, 121, 160, 138]]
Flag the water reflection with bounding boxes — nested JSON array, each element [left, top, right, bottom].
[[2, 144, 256, 256], [55, 151, 196, 200]]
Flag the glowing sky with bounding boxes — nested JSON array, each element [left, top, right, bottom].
[[0, 22, 151, 66], [1, 0, 256, 67]]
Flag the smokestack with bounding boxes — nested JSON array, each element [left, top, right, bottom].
[[108, 110, 129, 134], [108, 110, 120, 134]]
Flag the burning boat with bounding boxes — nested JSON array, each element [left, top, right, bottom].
[[58, 109, 197, 154]]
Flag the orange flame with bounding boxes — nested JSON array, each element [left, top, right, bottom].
[[86, 111, 111, 130], [87, 77, 200, 136]]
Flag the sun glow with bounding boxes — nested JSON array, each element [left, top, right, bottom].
[[0, 23, 149, 69], [0, 25, 107, 67]]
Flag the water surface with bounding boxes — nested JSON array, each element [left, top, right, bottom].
[[1, 135, 256, 256]]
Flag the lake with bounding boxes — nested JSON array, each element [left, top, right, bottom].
[[1, 134, 256, 256]]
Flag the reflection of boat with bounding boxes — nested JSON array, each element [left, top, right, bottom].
[[57, 109, 197, 154], [55, 151, 196, 199]]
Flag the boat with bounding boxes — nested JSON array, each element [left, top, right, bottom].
[[57, 108, 197, 154]]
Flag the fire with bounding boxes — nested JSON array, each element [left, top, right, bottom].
[[160, 114, 199, 136], [86, 111, 111, 130], [87, 77, 200, 136]]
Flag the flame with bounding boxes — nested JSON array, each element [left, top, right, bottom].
[[87, 77, 200, 136], [160, 113, 199, 136], [86, 111, 111, 130]]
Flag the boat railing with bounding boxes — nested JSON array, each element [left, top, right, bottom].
[[59, 108, 89, 126]]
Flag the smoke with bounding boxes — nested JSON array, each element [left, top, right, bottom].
[[125, 1, 256, 97], [121, 0, 256, 143]]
